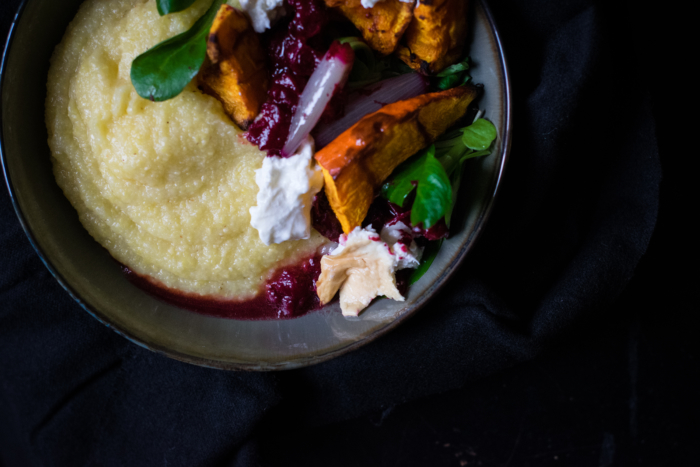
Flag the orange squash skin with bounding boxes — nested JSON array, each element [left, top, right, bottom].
[[314, 85, 479, 233], [397, 0, 469, 74], [324, 0, 416, 55], [198, 5, 269, 129]]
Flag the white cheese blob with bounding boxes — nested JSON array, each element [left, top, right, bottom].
[[380, 221, 423, 270], [250, 136, 324, 245], [330, 227, 391, 260], [237, 0, 286, 33], [316, 226, 423, 316]]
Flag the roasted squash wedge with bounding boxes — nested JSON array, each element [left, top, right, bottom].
[[314, 85, 479, 233], [324, 0, 416, 55], [397, 0, 469, 74], [198, 5, 269, 129]]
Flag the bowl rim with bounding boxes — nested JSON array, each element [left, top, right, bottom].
[[1, 0, 512, 371]]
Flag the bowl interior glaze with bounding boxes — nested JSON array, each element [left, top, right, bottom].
[[1, 0, 511, 370]]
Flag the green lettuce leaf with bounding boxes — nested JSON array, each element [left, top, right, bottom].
[[434, 57, 471, 91], [411, 148, 453, 229], [382, 152, 423, 208], [462, 118, 497, 151], [382, 145, 452, 229], [383, 117, 497, 283], [408, 239, 443, 285], [383, 118, 498, 228], [157, 0, 198, 16], [131, 0, 225, 102]]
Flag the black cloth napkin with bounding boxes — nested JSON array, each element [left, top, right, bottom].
[[1, 0, 660, 465]]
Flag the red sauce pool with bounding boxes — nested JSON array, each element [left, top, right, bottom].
[[246, 0, 330, 157], [121, 250, 414, 320], [121, 254, 324, 320]]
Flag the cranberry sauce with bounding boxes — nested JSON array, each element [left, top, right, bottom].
[[246, 0, 329, 157], [312, 191, 450, 244], [121, 254, 324, 320], [363, 197, 450, 241], [311, 190, 344, 242], [419, 219, 450, 241]]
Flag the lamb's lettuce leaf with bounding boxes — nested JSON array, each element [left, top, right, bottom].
[[383, 118, 497, 229], [433, 58, 471, 91], [462, 118, 498, 151], [131, 0, 225, 102], [410, 148, 453, 229], [157, 0, 198, 16], [382, 118, 497, 284], [382, 145, 452, 230], [339, 37, 413, 89]]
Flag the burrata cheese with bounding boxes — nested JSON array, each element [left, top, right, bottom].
[[237, 0, 286, 33], [46, 0, 326, 298], [250, 136, 324, 246]]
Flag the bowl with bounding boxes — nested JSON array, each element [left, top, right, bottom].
[[1, 0, 511, 370]]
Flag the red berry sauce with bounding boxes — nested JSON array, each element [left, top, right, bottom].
[[246, 0, 329, 157], [121, 254, 324, 320], [363, 197, 450, 241]]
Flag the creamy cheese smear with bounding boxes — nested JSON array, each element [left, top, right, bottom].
[[316, 226, 423, 317], [250, 136, 324, 246], [237, 0, 286, 33], [46, 0, 327, 298]]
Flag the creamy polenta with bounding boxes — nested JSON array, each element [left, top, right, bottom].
[[46, 0, 326, 297]]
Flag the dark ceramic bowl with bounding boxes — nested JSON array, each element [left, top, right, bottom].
[[1, 0, 511, 370]]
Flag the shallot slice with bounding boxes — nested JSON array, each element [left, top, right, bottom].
[[282, 41, 354, 157], [313, 73, 429, 148]]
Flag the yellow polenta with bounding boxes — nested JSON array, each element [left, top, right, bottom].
[[46, 0, 326, 297]]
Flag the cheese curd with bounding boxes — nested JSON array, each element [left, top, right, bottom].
[[380, 221, 423, 270], [46, 0, 326, 298], [316, 226, 423, 316], [249, 136, 324, 245], [237, 0, 286, 33]]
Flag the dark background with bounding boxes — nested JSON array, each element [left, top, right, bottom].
[[1, 0, 695, 465]]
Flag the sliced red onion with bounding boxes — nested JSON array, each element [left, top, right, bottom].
[[282, 41, 354, 157], [313, 73, 429, 149]]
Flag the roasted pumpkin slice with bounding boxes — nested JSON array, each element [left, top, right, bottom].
[[397, 0, 469, 74], [324, 0, 416, 55], [198, 5, 268, 129], [315, 85, 479, 233]]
